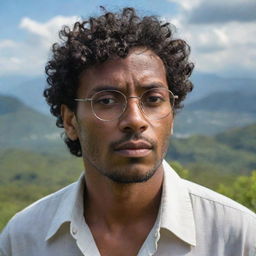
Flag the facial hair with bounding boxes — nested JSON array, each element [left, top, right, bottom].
[[81, 131, 171, 184]]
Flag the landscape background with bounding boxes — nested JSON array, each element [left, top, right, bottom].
[[1, 0, 256, 230]]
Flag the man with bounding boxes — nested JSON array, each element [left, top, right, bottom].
[[0, 7, 255, 256]]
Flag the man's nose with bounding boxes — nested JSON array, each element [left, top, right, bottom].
[[118, 97, 149, 134]]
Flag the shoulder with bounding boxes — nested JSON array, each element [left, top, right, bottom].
[[14, 182, 75, 223], [183, 179, 256, 244], [1, 182, 76, 243], [183, 179, 255, 217]]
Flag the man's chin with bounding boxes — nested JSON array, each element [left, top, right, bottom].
[[105, 169, 157, 184], [103, 160, 163, 184]]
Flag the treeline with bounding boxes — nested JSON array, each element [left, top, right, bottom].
[[0, 148, 83, 230], [172, 161, 256, 213], [0, 149, 255, 231]]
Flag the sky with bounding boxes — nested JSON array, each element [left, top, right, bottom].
[[0, 0, 256, 79]]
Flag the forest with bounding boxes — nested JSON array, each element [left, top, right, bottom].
[[0, 95, 256, 231], [0, 147, 255, 231]]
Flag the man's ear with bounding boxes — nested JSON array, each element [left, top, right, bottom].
[[61, 104, 78, 141]]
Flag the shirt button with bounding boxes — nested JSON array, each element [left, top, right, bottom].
[[72, 227, 77, 236]]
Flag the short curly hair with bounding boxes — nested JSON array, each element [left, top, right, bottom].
[[44, 7, 194, 157]]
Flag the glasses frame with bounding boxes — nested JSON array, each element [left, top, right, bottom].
[[74, 88, 178, 122]]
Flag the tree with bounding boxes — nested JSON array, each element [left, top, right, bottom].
[[218, 171, 256, 212]]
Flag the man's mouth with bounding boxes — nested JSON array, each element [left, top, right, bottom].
[[114, 140, 153, 157]]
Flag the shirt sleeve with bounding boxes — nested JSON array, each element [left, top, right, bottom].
[[0, 224, 11, 256]]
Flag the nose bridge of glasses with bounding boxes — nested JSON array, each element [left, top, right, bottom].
[[127, 95, 141, 103], [123, 95, 144, 115]]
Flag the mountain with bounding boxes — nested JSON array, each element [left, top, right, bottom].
[[168, 127, 256, 175], [1, 94, 255, 176], [0, 76, 49, 114], [0, 94, 28, 115], [186, 91, 256, 113], [188, 73, 256, 103], [174, 91, 256, 136], [215, 123, 256, 152], [1, 73, 256, 136], [1, 73, 256, 114], [0, 95, 64, 153]]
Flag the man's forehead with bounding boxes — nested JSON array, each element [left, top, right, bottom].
[[78, 48, 167, 88]]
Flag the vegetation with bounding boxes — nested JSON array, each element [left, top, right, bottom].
[[0, 95, 255, 231], [218, 171, 256, 212], [0, 149, 83, 230], [168, 132, 256, 175], [0, 148, 255, 231]]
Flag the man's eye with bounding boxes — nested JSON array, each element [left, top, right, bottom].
[[148, 96, 161, 102], [144, 95, 165, 105], [96, 97, 117, 105]]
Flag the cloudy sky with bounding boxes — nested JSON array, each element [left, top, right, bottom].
[[0, 0, 255, 79]]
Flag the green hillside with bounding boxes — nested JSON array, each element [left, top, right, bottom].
[[1, 91, 256, 231], [0, 124, 255, 230], [0, 95, 64, 153], [0, 148, 83, 186], [0, 95, 28, 114], [187, 91, 256, 113], [0, 146, 255, 231], [168, 131, 256, 175], [0, 148, 83, 230], [1, 94, 255, 175], [174, 91, 256, 136], [215, 123, 256, 152]]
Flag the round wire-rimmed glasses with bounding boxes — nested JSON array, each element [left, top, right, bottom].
[[74, 88, 178, 121]]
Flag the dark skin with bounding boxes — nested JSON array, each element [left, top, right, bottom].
[[61, 48, 173, 256]]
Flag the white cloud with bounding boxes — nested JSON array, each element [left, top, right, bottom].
[[0, 4, 256, 79], [166, 0, 256, 78], [167, 0, 201, 10], [0, 15, 80, 76], [20, 15, 80, 42], [20, 17, 51, 38], [0, 40, 18, 49]]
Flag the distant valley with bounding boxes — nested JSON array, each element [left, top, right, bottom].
[[175, 90, 256, 136], [1, 95, 255, 176], [0, 93, 255, 230], [1, 73, 256, 136]]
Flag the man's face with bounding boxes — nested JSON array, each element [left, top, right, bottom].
[[73, 48, 173, 183]]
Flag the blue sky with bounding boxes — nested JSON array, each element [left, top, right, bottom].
[[0, 0, 179, 41], [0, 0, 256, 79]]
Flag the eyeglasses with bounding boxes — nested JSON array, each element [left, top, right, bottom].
[[74, 88, 178, 121]]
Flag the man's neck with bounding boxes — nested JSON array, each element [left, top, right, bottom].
[[82, 165, 164, 256], [83, 165, 164, 228]]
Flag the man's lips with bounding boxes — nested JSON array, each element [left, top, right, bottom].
[[114, 141, 153, 157]]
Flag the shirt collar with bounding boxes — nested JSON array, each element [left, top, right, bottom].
[[45, 174, 85, 241], [45, 161, 196, 246], [160, 160, 196, 246]]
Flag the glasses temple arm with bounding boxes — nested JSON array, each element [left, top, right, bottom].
[[74, 98, 92, 102]]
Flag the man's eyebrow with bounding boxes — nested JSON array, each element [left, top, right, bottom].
[[88, 83, 167, 95], [89, 85, 121, 94], [140, 83, 166, 89]]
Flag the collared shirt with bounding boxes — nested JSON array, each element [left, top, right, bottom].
[[0, 160, 256, 255]]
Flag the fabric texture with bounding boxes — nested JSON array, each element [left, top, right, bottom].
[[0, 160, 255, 256]]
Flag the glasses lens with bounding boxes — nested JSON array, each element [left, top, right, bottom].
[[141, 88, 174, 120], [91, 90, 126, 121]]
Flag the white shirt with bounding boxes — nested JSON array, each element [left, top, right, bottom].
[[0, 160, 256, 256]]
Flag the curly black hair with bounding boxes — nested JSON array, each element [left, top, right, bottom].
[[44, 7, 194, 157]]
